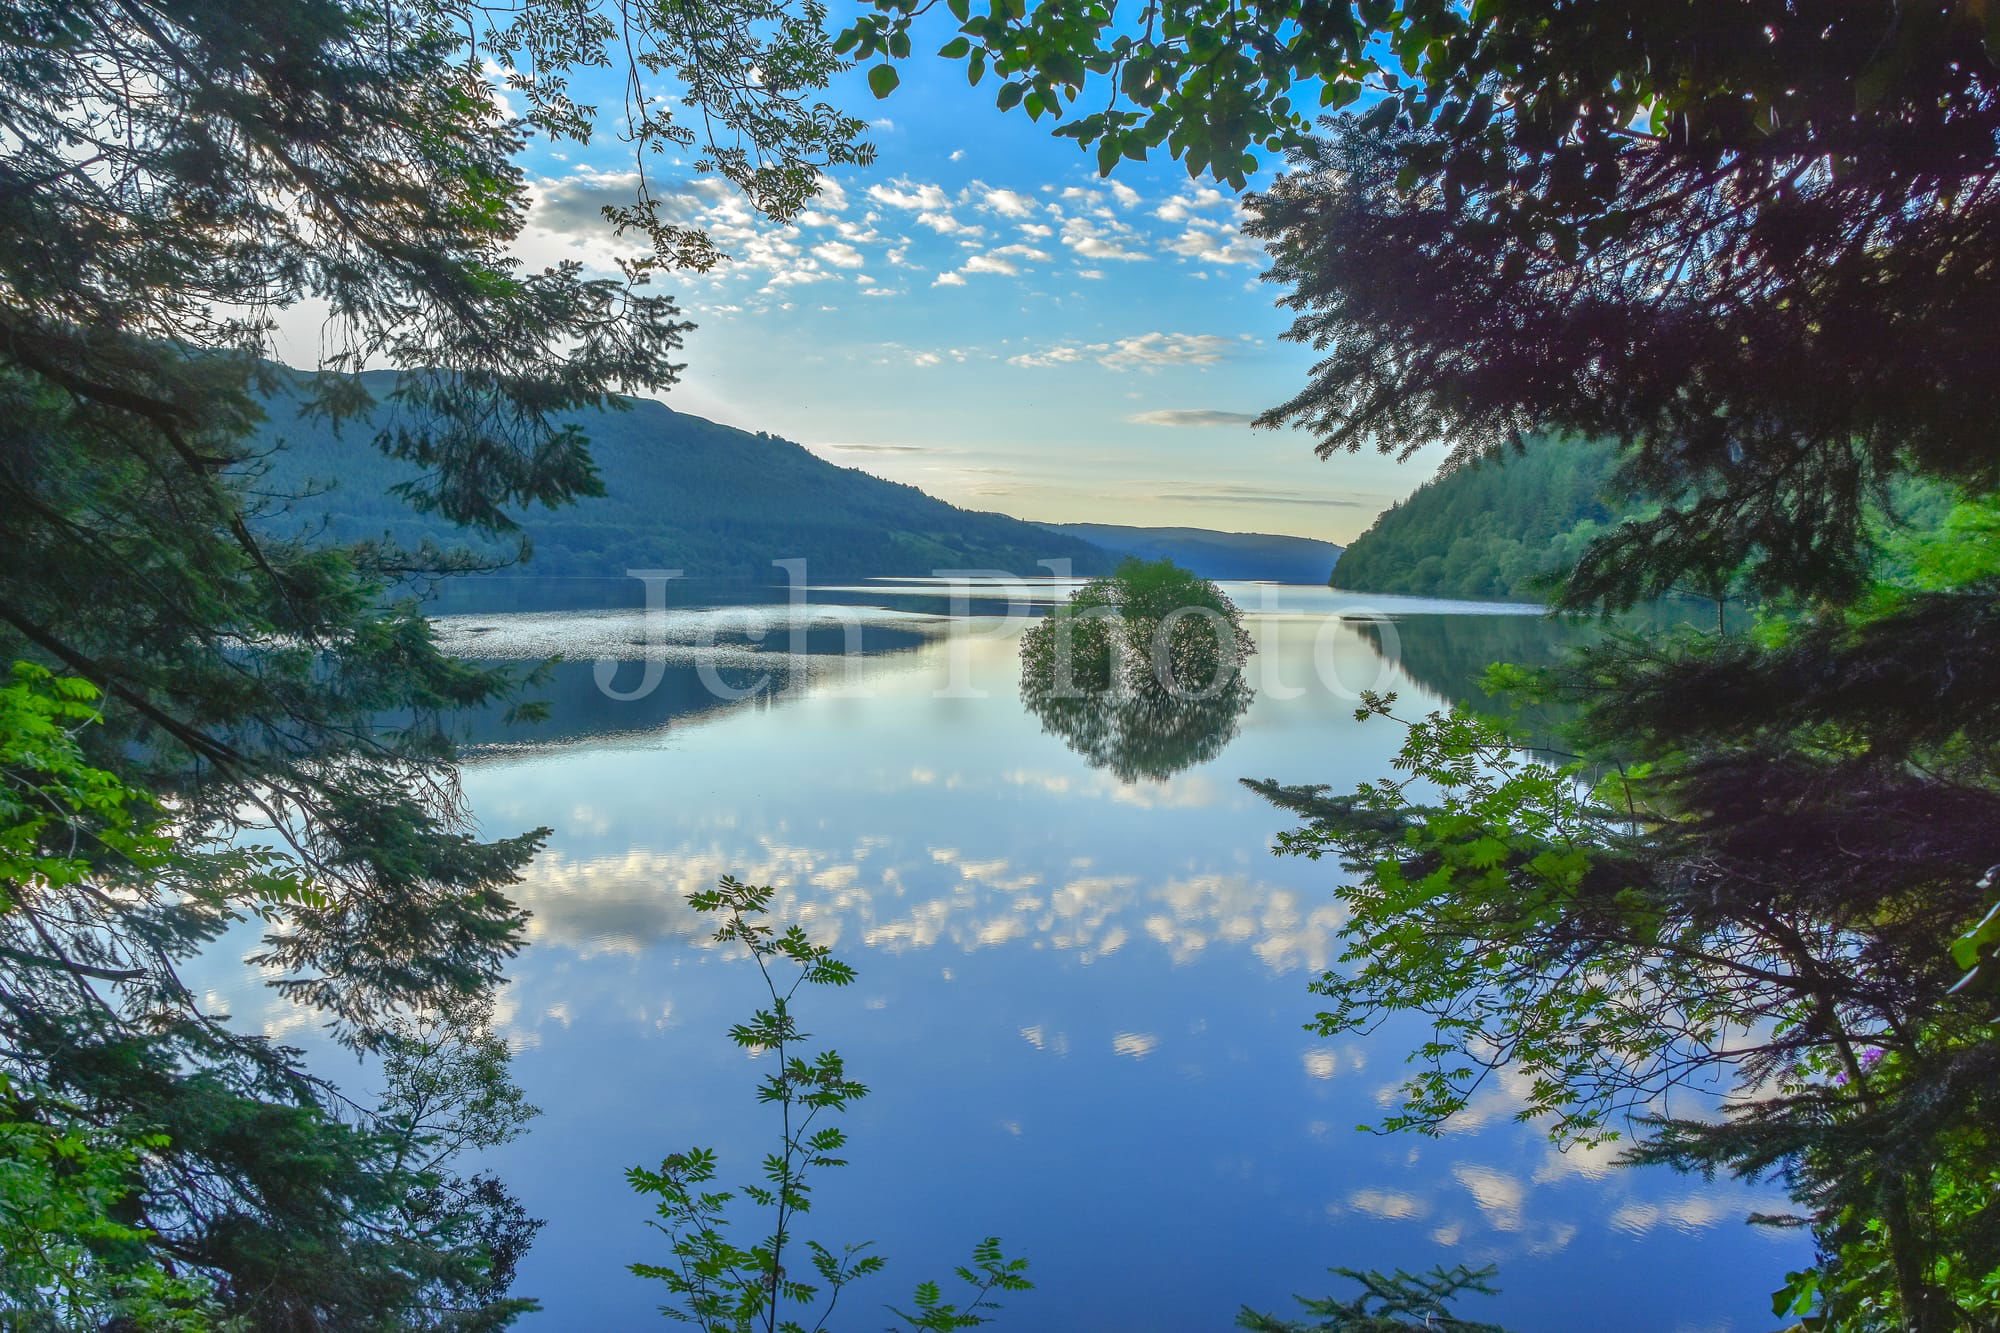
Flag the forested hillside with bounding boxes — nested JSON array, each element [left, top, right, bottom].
[[1330, 436, 1626, 600], [248, 370, 1114, 580], [1333, 435, 1958, 603], [1036, 522, 1343, 582]]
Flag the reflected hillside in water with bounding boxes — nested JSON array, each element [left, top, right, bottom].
[[422, 572, 1083, 618], [434, 612, 941, 750], [427, 573, 1099, 749], [428, 579, 1732, 761], [428, 578, 1570, 757], [1355, 599, 1756, 720]]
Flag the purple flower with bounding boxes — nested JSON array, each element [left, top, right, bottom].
[[1832, 1048, 1885, 1087]]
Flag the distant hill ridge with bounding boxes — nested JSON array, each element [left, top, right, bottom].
[[1036, 521, 1344, 583], [246, 370, 1115, 580]]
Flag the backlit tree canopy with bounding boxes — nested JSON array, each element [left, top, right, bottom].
[[856, 0, 2000, 604], [0, 0, 870, 1321], [847, 4, 2000, 1328]]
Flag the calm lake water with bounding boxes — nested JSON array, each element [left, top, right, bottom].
[[208, 579, 1802, 1330]]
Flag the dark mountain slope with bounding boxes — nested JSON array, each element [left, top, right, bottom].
[[247, 371, 1114, 580]]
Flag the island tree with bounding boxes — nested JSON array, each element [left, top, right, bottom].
[[1018, 558, 1255, 781]]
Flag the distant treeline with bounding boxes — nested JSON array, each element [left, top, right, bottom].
[[1036, 522, 1344, 583]]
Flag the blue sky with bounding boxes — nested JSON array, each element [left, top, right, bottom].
[[351, 32, 1448, 543]]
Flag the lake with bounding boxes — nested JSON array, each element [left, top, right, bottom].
[[208, 577, 1801, 1330]]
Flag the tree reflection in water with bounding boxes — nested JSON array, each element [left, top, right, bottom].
[[1020, 667, 1253, 783]]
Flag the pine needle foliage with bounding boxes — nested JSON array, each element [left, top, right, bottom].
[[1238, 1264, 1509, 1333]]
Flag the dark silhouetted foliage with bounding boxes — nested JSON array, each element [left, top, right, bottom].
[[1239, 1264, 1509, 1333], [0, 0, 874, 1320]]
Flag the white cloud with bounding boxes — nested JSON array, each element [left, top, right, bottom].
[[990, 243, 1052, 262], [1060, 215, 1149, 262], [812, 240, 866, 268], [1009, 332, 1233, 371], [527, 168, 885, 302], [1018, 222, 1053, 238], [1112, 1031, 1159, 1059], [1127, 408, 1256, 427], [1154, 186, 1231, 222], [1531, 1222, 1579, 1257], [1166, 224, 1265, 267], [868, 178, 951, 211], [911, 351, 943, 367], [1531, 1139, 1624, 1184], [760, 260, 832, 290], [963, 253, 1019, 276], [531, 169, 722, 236], [1150, 482, 1375, 509], [1609, 1193, 1750, 1236], [932, 271, 967, 287], [1347, 1189, 1428, 1221], [1008, 344, 1089, 368], [980, 186, 1039, 218], [917, 209, 984, 236], [1100, 331, 1234, 369], [1451, 1165, 1527, 1232], [813, 177, 851, 212], [1020, 1024, 1068, 1054]]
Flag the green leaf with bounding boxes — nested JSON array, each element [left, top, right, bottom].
[[868, 64, 901, 98]]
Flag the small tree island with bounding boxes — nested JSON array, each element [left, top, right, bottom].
[[1018, 559, 1255, 782]]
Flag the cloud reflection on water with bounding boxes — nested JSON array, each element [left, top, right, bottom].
[[508, 840, 1347, 977], [428, 587, 1807, 1326]]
